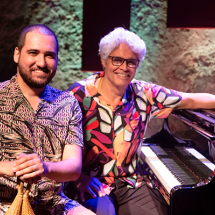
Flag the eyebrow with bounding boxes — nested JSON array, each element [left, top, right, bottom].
[[27, 49, 57, 57], [26, 49, 39, 53], [111, 56, 139, 60], [46, 51, 57, 57]]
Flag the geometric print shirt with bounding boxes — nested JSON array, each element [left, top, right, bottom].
[[67, 71, 182, 188], [0, 76, 83, 213]]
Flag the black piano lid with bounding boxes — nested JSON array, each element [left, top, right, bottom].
[[201, 109, 215, 119], [187, 109, 215, 123], [172, 109, 215, 138], [173, 109, 215, 123]]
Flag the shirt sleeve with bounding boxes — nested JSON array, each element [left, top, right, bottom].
[[134, 81, 182, 119], [149, 83, 182, 119], [65, 96, 84, 148]]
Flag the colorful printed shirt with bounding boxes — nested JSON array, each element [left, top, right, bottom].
[[0, 76, 83, 214], [67, 72, 182, 189]]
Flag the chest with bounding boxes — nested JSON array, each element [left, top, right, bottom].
[[81, 96, 150, 143], [0, 97, 68, 160]]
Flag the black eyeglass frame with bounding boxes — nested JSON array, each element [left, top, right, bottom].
[[108, 56, 140, 68]]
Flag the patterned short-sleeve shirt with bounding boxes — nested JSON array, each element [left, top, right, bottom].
[[68, 72, 182, 188], [0, 76, 83, 214]]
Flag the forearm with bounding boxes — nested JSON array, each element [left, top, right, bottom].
[[44, 157, 81, 182], [177, 92, 215, 110], [0, 161, 15, 177], [14, 145, 82, 182]]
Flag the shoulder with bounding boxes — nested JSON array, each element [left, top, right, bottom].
[[44, 87, 83, 121], [66, 80, 87, 104], [43, 85, 79, 106], [67, 80, 86, 95], [131, 79, 148, 88], [130, 79, 181, 106], [130, 79, 155, 93], [67, 72, 103, 97], [131, 79, 176, 95], [0, 80, 10, 91]]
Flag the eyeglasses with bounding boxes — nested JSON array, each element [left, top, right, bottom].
[[108, 56, 140, 68]]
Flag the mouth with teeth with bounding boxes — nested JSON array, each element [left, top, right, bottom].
[[31, 69, 50, 74], [115, 72, 130, 78]]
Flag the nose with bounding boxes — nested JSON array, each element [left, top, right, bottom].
[[120, 60, 129, 71], [36, 54, 47, 68]]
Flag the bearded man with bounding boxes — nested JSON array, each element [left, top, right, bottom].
[[0, 24, 94, 215]]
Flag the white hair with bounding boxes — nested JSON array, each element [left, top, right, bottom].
[[99, 27, 146, 62]]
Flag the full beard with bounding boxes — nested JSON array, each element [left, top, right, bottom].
[[18, 64, 55, 88]]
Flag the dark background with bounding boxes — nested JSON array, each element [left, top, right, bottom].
[[82, 0, 131, 71], [167, 0, 215, 28]]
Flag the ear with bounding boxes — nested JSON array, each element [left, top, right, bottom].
[[101, 58, 107, 70], [14, 47, 20, 63]]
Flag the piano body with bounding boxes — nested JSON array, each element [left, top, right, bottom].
[[141, 109, 215, 215]]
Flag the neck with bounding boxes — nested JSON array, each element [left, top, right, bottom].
[[16, 75, 44, 111], [100, 77, 127, 108]]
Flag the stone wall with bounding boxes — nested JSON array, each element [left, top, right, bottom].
[[0, 0, 91, 88], [131, 0, 215, 150], [1, 0, 214, 150], [26, 0, 91, 90]]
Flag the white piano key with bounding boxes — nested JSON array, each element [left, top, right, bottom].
[[185, 148, 215, 171], [141, 146, 181, 193]]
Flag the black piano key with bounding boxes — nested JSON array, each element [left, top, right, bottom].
[[155, 145, 213, 179], [161, 158, 200, 185], [171, 146, 213, 179]]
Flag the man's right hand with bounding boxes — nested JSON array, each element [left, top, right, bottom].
[[73, 173, 106, 202]]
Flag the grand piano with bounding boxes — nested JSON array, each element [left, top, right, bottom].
[[141, 109, 215, 215]]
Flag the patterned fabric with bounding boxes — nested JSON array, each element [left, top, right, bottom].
[[67, 71, 182, 189], [0, 76, 83, 214]]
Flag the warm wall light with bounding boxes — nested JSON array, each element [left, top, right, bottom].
[[167, 0, 215, 28]]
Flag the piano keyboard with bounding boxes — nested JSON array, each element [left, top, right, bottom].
[[141, 145, 215, 194]]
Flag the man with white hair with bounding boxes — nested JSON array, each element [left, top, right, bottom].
[[66, 27, 215, 215]]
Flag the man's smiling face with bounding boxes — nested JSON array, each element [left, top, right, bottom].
[[101, 43, 139, 89], [14, 31, 58, 88]]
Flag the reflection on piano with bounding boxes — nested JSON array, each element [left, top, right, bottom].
[[173, 109, 215, 161], [141, 109, 215, 215]]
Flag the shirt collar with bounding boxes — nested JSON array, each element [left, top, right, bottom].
[[85, 71, 134, 104], [6, 75, 61, 103], [39, 84, 62, 103], [85, 71, 104, 97]]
